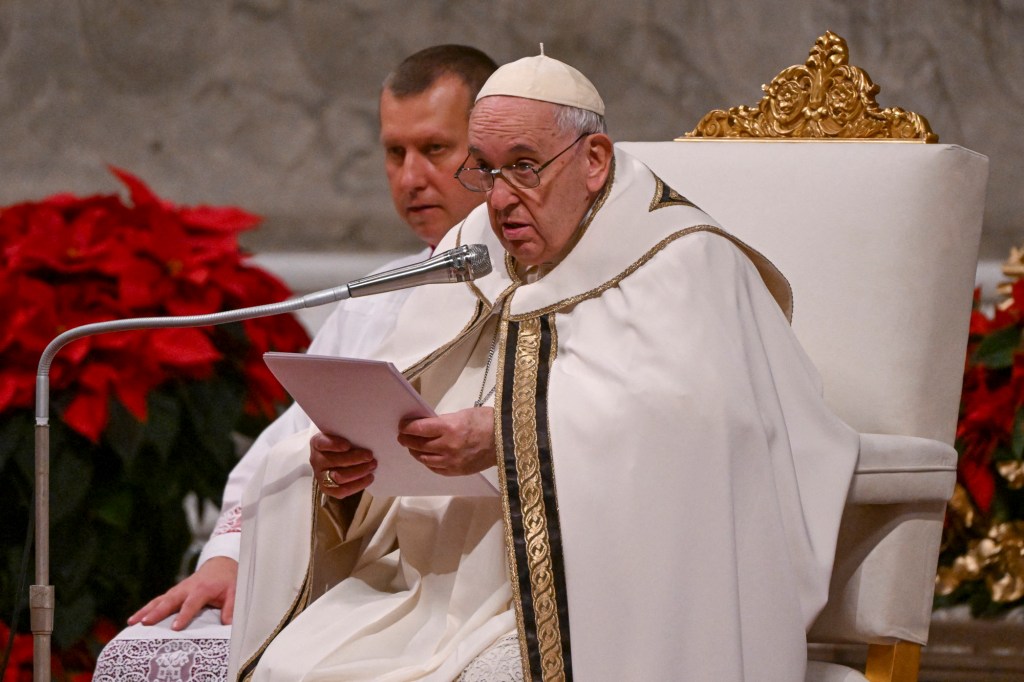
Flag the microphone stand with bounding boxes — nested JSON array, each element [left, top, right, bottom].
[[32, 241, 491, 675], [29, 240, 493, 679], [29, 241, 490, 682], [30, 282, 353, 682]]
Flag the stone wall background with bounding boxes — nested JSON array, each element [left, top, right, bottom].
[[0, 0, 1020, 261]]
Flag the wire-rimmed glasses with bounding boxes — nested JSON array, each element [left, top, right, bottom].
[[454, 132, 593, 192]]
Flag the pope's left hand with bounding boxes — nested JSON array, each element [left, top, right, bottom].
[[398, 407, 496, 476]]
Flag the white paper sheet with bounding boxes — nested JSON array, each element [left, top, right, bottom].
[[263, 352, 497, 497]]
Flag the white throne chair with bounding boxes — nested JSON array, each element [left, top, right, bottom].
[[96, 31, 987, 682], [621, 31, 988, 682]]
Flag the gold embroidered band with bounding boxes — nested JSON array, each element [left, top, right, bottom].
[[498, 314, 572, 681]]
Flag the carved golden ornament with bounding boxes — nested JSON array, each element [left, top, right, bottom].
[[996, 245, 1024, 304], [936, 521, 1024, 603], [948, 483, 978, 530], [683, 31, 937, 142], [998, 460, 1024, 490]]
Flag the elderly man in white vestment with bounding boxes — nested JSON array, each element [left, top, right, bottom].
[[227, 53, 859, 682]]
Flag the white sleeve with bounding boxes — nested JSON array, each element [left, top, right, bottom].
[[197, 527, 241, 566], [195, 249, 428, 567]]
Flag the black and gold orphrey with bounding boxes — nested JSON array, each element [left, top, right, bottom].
[[649, 176, 697, 211], [497, 314, 574, 681]]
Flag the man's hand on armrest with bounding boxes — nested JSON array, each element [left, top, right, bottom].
[[127, 555, 238, 629]]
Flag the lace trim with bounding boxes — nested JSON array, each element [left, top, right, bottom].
[[211, 505, 242, 537], [94, 638, 228, 682], [457, 632, 524, 682]]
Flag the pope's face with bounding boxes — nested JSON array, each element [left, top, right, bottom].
[[467, 97, 609, 267], [380, 76, 484, 247]]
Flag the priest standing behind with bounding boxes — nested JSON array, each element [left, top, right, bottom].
[[124, 44, 497, 631], [228, 52, 859, 682]]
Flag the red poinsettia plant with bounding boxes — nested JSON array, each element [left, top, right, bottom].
[[0, 167, 308, 440], [0, 168, 309, 666], [937, 277, 1024, 615]]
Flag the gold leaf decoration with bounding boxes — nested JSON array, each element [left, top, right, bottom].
[[683, 31, 937, 142], [998, 460, 1024, 490], [936, 521, 1024, 603], [997, 245, 1024, 302]]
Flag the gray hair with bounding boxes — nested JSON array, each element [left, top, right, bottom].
[[553, 104, 607, 136]]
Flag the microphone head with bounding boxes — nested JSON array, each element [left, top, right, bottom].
[[451, 244, 492, 282]]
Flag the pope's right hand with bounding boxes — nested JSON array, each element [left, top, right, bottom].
[[310, 432, 377, 499], [127, 555, 238, 630]]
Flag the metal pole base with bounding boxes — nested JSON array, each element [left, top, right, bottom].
[[30, 584, 54, 682]]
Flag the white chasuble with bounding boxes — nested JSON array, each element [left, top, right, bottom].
[[228, 148, 858, 682]]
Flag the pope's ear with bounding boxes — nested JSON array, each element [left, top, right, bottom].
[[584, 133, 614, 193]]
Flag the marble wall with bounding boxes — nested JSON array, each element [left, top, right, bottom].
[[0, 0, 1020, 261]]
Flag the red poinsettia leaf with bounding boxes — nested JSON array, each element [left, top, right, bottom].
[[959, 454, 996, 514], [0, 374, 17, 414], [91, 617, 119, 645], [969, 308, 993, 337], [165, 282, 223, 316], [109, 166, 162, 208], [63, 390, 110, 443], [149, 327, 222, 368], [40, 191, 89, 209], [179, 205, 262, 232], [118, 258, 167, 311], [243, 314, 309, 356], [114, 377, 151, 422], [242, 357, 286, 418], [7, 628, 34, 679], [222, 265, 292, 308], [78, 362, 120, 392]]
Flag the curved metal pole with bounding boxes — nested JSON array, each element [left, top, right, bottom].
[[30, 285, 351, 682], [28, 242, 489, 681]]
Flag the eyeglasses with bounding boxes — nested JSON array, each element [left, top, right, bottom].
[[454, 132, 593, 192]]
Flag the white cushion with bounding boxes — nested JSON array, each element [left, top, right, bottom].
[[805, 661, 868, 682]]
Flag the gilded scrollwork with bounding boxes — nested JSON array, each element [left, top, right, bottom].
[[936, 519, 1024, 604], [683, 31, 937, 142]]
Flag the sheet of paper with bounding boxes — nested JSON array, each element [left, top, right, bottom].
[[263, 352, 497, 497]]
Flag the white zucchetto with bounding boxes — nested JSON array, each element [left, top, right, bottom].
[[475, 53, 605, 116]]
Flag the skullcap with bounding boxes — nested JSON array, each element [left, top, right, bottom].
[[475, 52, 605, 116]]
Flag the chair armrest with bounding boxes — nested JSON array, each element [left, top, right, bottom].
[[809, 433, 957, 646], [848, 433, 957, 505]]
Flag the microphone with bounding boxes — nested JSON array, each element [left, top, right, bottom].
[[348, 243, 492, 298]]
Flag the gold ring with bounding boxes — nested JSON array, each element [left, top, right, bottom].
[[320, 469, 340, 489]]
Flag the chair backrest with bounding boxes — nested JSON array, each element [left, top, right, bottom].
[[621, 32, 989, 679], [618, 139, 987, 445]]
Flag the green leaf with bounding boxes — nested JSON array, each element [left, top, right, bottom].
[[52, 521, 99, 593], [144, 389, 181, 461], [49, 445, 94, 525], [0, 411, 32, 474], [94, 489, 133, 530], [990, 487, 1012, 524], [181, 377, 245, 443], [53, 590, 96, 650], [973, 325, 1022, 369], [105, 397, 146, 467]]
